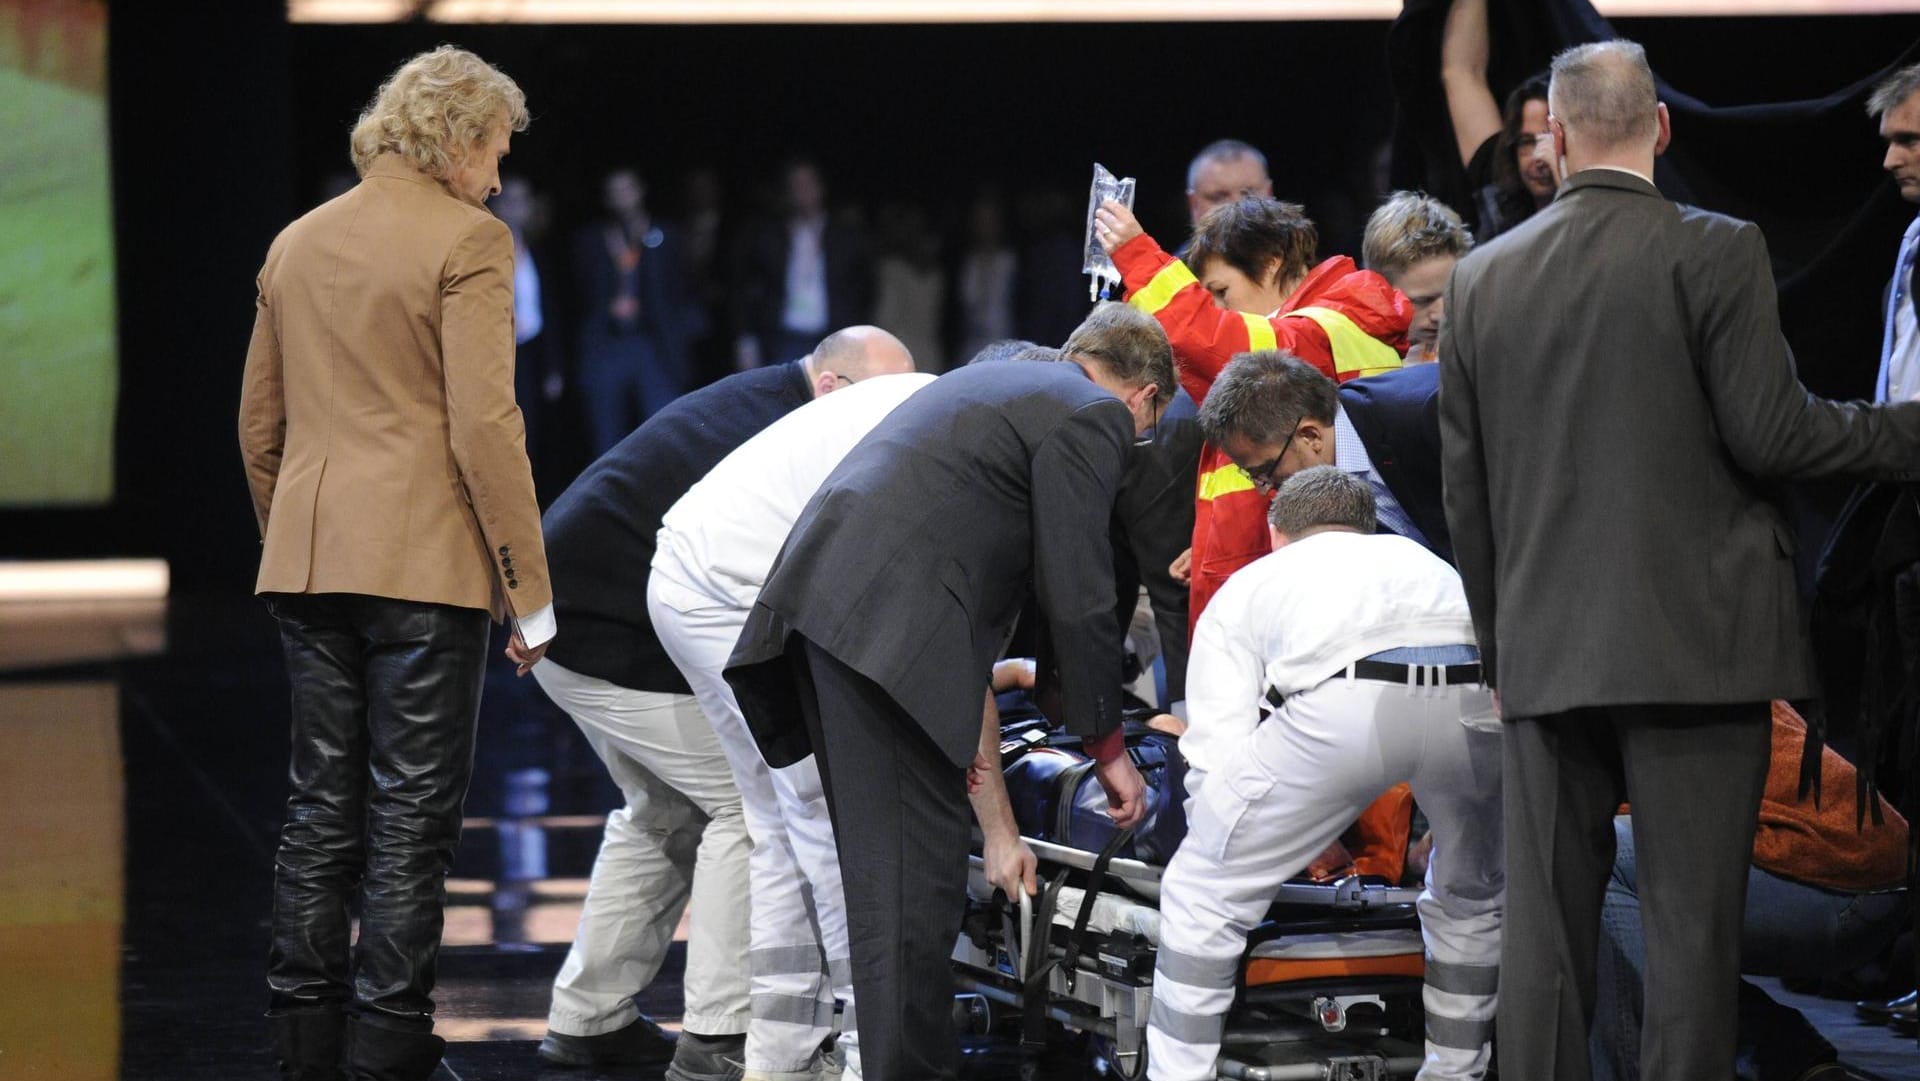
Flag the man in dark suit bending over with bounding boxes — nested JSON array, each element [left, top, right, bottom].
[[1440, 40, 1920, 1080], [726, 303, 1175, 1081]]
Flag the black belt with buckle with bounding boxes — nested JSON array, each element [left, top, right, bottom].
[[1261, 658, 1483, 723], [1351, 659, 1482, 686]]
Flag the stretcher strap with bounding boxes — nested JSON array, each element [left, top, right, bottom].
[[1054, 759, 1099, 841], [1020, 869, 1070, 1048], [1063, 827, 1136, 992], [1019, 827, 1136, 1046]]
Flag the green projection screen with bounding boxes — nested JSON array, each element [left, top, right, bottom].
[[1, 1, 115, 507]]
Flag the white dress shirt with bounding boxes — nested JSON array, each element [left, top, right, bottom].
[[515, 604, 556, 649]]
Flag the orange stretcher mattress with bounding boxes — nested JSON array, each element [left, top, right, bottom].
[[1245, 952, 1424, 986]]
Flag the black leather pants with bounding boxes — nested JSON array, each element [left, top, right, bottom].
[[263, 592, 490, 1028]]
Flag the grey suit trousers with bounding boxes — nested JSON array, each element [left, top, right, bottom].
[[793, 636, 974, 1081], [1498, 703, 1770, 1081]]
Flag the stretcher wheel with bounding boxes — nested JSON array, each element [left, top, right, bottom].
[[952, 992, 1004, 1035], [977, 995, 1010, 1034], [1091, 1033, 1147, 1081]]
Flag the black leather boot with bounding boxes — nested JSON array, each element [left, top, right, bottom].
[[343, 1016, 446, 1081], [270, 1009, 346, 1081]]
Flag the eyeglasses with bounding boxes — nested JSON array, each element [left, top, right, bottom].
[[1235, 425, 1299, 493]]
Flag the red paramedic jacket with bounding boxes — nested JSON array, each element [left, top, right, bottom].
[[1112, 233, 1412, 630]]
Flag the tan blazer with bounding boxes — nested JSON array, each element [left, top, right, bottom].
[[239, 154, 550, 622]]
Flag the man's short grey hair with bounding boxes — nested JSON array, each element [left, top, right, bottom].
[[1063, 302, 1178, 403], [1194, 351, 1337, 449], [1869, 62, 1920, 120], [1187, 139, 1269, 191], [1548, 40, 1659, 152], [1268, 465, 1377, 537], [966, 339, 1048, 365]]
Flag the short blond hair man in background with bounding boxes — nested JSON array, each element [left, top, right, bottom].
[[1363, 192, 1473, 363]]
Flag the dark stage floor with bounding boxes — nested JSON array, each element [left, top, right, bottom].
[[1, 593, 1914, 1080]]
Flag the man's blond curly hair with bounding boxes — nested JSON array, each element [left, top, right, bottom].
[[349, 46, 528, 180]]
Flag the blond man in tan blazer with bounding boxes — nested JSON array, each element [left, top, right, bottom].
[[238, 46, 552, 1081]]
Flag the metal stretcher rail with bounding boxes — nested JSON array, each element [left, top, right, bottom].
[[1018, 837, 1425, 910]]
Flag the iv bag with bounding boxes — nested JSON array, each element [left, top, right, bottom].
[[1083, 162, 1136, 301]]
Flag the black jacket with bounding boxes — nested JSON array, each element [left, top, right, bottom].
[[733, 215, 874, 353], [573, 219, 701, 351]]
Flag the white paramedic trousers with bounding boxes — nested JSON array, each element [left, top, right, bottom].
[[649, 572, 858, 1077], [1147, 672, 1503, 1081]]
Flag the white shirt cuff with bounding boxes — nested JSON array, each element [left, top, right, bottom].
[[514, 603, 556, 649]]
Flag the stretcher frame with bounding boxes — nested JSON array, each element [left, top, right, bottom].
[[953, 837, 1431, 1081]]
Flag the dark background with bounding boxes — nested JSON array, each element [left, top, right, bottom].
[[9, 4, 1920, 594]]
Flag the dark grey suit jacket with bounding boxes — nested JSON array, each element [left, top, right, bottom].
[[1341, 362, 1452, 564], [726, 361, 1133, 769], [1440, 169, 1920, 719]]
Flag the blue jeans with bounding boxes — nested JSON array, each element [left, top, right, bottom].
[[578, 333, 687, 455], [1591, 816, 1907, 1081]]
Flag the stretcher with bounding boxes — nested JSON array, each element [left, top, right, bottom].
[[952, 717, 1432, 1081]]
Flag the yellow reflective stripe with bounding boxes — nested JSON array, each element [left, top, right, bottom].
[[1283, 306, 1404, 375], [1197, 463, 1255, 502], [1130, 258, 1195, 316], [1241, 313, 1277, 352]]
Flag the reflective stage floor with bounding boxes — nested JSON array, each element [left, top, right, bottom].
[[0, 594, 1913, 1080]]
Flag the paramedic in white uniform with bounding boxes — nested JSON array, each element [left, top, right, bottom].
[[1147, 466, 1503, 1081], [650, 370, 1037, 1081]]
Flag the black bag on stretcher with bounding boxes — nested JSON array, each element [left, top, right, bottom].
[[996, 697, 1190, 864]]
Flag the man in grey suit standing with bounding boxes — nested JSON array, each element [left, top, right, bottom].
[[1440, 40, 1920, 1081]]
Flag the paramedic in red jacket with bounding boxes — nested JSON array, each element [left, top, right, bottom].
[[1095, 197, 1412, 628]]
